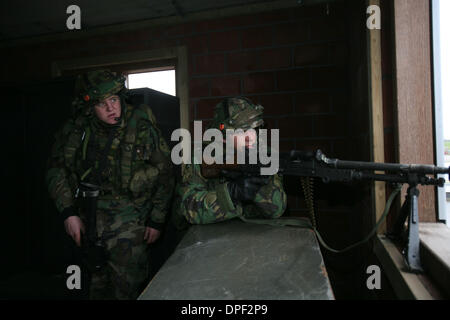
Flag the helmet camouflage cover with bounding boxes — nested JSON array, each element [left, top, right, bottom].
[[210, 97, 264, 131], [74, 69, 126, 106]]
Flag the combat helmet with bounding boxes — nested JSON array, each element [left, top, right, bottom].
[[73, 69, 126, 115], [210, 97, 264, 131]]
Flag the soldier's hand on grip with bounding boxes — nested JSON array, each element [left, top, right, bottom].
[[227, 176, 270, 204], [144, 227, 161, 244], [64, 216, 86, 247]]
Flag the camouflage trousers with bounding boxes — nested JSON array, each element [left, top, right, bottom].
[[81, 204, 150, 300]]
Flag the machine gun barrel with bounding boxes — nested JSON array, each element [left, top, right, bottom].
[[314, 150, 450, 175]]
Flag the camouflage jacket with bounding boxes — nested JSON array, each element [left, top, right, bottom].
[[173, 159, 287, 225], [45, 103, 175, 229]]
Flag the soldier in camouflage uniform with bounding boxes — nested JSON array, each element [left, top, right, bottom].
[[173, 97, 287, 225], [46, 69, 175, 299]]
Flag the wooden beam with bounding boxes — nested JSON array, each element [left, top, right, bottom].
[[392, 0, 436, 222], [367, 0, 386, 233]]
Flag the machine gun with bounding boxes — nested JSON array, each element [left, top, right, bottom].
[[201, 149, 450, 273]]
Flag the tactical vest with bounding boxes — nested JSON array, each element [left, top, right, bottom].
[[63, 103, 160, 199]]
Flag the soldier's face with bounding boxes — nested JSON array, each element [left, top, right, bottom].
[[233, 130, 257, 150], [94, 95, 121, 125]]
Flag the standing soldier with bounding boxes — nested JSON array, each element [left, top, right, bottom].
[[172, 97, 287, 226], [46, 69, 175, 299]]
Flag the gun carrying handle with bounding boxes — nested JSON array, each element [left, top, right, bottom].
[[290, 150, 315, 160]]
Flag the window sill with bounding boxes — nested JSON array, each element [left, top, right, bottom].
[[419, 223, 450, 298], [374, 224, 450, 300]]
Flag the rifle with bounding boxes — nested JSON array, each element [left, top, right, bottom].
[[75, 182, 109, 274], [200, 149, 450, 273]]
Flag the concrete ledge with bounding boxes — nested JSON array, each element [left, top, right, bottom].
[[419, 223, 450, 298], [374, 235, 433, 300]]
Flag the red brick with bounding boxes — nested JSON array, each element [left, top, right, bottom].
[[348, 104, 370, 135], [196, 98, 222, 119], [311, 66, 346, 88], [227, 51, 259, 72], [277, 69, 310, 91], [287, 195, 299, 210], [200, 120, 213, 132], [294, 44, 329, 66], [222, 14, 260, 28], [333, 138, 368, 160], [314, 114, 347, 137], [309, 18, 346, 41], [83, 35, 110, 48], [243, 72, 275, 94], [195, 53, 225, 74], [273, 22, 308, 45], [113, 32, 135, 44], [295, 140, 332, 155], [256, 10, 291, 23], [241, 26, 273, 49], [189, 101, 195, 123], [295, 92, 330, 114], [384, 130, 395, 164], [147, 38, 178, 50], [188, 53, 194, 78], [331, 91, 348, 113], [293, 5, 327, 19], [279, 116, 313, 139], [210, 75, 241, 96], [185, 35, 209, 55], [189, 78, 210, 98], [329, 43, 348, 65], [381, 24, 393, 76], [382, 78, 394, 127], [165, 23, 194, 36], [258, 48, 292, 70], [258, 94, 293, 116], [195, 14, 260, 32], [278, 140, 296, 153], [381, 38, 393, 77], [139, 26, 164, 39], [262, 117, 277, 131], [195, 20, 212, 32], [209, 30, 241, 52], [120, 41, 148, 52]]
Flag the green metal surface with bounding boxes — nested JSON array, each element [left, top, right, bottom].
[[139, 219, 334, 300]]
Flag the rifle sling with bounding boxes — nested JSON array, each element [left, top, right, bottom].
[[238, 184, 402, 254]]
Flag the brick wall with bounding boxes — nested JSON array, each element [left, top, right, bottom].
[[1, 1, 383, 298], [1, 1, 368, 220]]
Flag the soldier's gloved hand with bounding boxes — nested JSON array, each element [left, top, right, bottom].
[[227, 176, 270, 204]]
